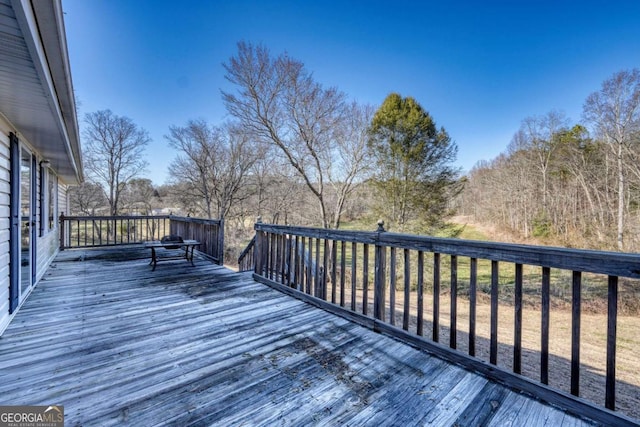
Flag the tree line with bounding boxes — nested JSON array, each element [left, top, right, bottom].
[[457, 69, 640, 251], [71, 42, 637, 254], [70, 42, 461, 244]]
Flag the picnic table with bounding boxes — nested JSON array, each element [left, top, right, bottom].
[[144, 237, 201, 271]]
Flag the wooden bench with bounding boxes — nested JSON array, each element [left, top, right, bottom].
[[144, 236, 201, 271]]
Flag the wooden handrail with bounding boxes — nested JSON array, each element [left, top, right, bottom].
[[251, 221, 640, 426], [59, 214, 225, 265], [237, 236, 255, 272], [59, 214, 171, 249]]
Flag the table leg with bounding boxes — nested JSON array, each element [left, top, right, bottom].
[[151, 247, 157, 271], [187, 245, 195, 266]]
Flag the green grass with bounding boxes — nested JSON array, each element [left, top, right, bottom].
[[455, 223, 491, 241]]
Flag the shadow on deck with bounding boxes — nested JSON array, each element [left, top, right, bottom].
[[0, 246, 603, 426]]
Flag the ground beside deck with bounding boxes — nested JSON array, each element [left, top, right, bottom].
[[0, 246, 600, 426]]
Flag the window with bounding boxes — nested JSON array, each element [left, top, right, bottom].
[[39, 166, 58, 235]]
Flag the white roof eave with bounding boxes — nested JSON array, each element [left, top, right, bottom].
[[4, 0, 83, 184]]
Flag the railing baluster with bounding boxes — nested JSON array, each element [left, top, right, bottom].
[[433, 252, 440, 342], [300, 236, 306, 292], [264, 232, 271, 278], [322, 238, 329, 300], [450, 255, 457, 349], [571, 270, 582, 396], [276, 233, 282, 283], [286, 235, 292, 287], [340, 240, 346, 307], [417, 251, 424, 336], [362, 243, 369, 316], [514, 263, 523, 374], [541, 266, 550, 385], [273, 233, 278, 281], [351, 242, 357, 311], [269, 233, 275, 280], [403, 249, 410, 331], [315, 238, 321, 298], [490, 260, 499, 365], [294, 236, 300, 290], [469, 257, 477, 357], [331, 240, 337, 304], [281, 234, 287, 284], [273, 233, 279, 281], [374, 243, 386, 322], [606, 275, 618, 410], [389, 247, 396, 326], [307, 238, 313, 295]]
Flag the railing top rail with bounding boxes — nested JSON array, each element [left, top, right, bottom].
[[238, 236, 256, 261], [169, 215, 223, 225], [255, 223, 640, 279], [61, 214, 171, 221]]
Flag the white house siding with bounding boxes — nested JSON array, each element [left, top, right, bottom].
[[34, 181, 68, 282], [0, 0, 82, 336], [0, 122, 10, 334], [35, 223, 58, 283], [0, 115, 69, 335], [59, 182, 68, 219]]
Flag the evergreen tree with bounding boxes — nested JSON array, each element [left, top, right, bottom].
[[368, 93, 460, 232]]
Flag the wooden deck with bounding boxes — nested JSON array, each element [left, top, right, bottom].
[[0, 246, 603, 426]]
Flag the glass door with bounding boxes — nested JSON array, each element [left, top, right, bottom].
[[20, 148, 33, 294]]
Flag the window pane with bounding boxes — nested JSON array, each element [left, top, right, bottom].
[[48, 170, 57, 230]]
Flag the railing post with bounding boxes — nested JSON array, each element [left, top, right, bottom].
[[374, 220, 386, 323], [605, 275, 618, 410], [254, 217, 263, 275], [59, 213, 66, 250], [218, 218, 225, 265]]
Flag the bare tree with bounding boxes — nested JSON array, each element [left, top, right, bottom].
[[222, 42, 369, 229], [328, 102, 374, 228], [166, 119, 259, 219], [245, 151, 304, 224], [68, 182, 108, 215], [120, 178, 158, 215], [517, 111, 569, 215], [83, 110, 150, 215], [583, 69, 640, 250]]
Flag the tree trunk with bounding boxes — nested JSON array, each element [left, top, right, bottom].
[[617, 140, 624, 250]]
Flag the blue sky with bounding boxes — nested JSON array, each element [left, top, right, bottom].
[[63, 0, 640, 185]]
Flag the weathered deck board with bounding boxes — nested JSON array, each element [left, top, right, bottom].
[[0, 246, 604, 426]]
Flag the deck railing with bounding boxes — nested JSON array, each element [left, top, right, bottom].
[[251, 221, 640, 426], [59, 214, 224, 264], [238, 235, 255, 272], [170, 216, 224, 265]]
